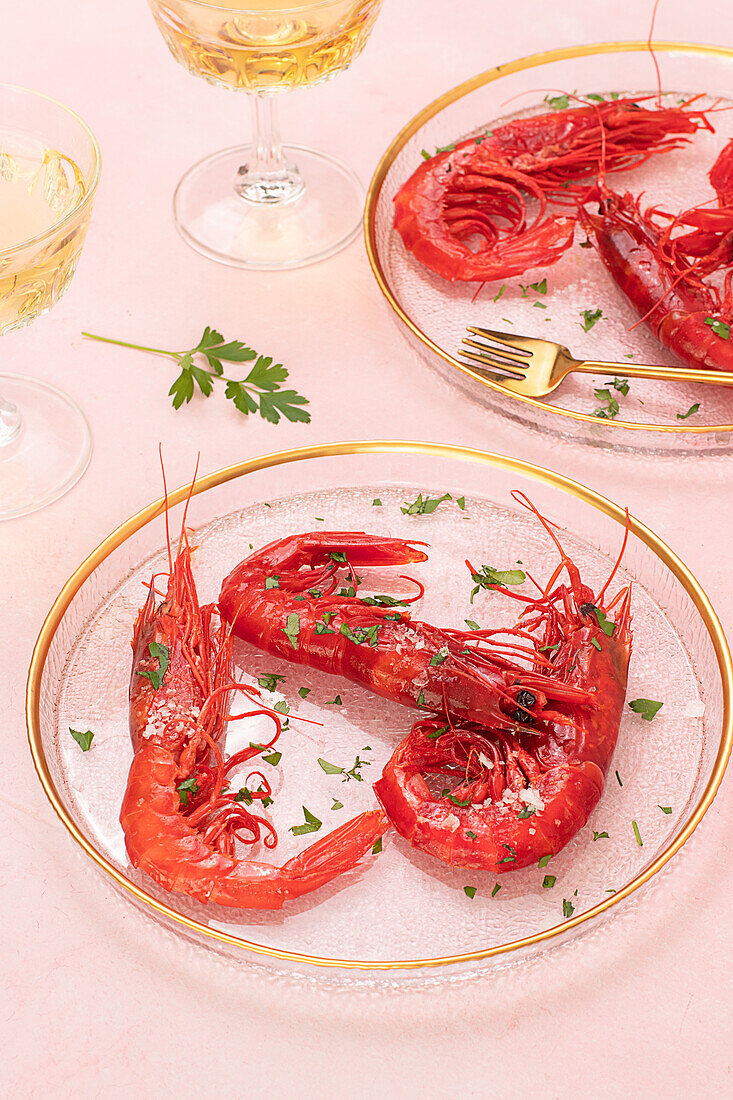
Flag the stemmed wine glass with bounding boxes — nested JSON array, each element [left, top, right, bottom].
[[148, 0, 383, 269], [0, 85, 100, 520]]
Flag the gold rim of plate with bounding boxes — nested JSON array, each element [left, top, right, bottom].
[[26, 442, 733, 969], [363, 41, 733, 436]]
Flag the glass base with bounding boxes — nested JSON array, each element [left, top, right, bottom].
[[0, 374, 92, 520], [173, 144, 364, 270]]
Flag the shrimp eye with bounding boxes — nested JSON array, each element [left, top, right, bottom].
[[580, 602, 597, 617], [516, 690, 536, 709], [513, 707, 534, 726]]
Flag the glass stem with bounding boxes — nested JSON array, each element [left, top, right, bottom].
[[0, 393, 22, 450], [235, 94, 305, 206]]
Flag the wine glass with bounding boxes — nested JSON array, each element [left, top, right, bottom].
[[148, 0, 383, 269], [0, 86, 100, 521]]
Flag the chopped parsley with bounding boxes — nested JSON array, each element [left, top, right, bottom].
[[372, 837, 383, 854], [273, 700, 289, 715], [177, 776, 199, 807], [324, 694, 342, 706], [538, 854, 551, 868], [426, 725, 449, 740], [658, 805, 672, 814], [542, 874, 556, 889], [632, 820, 643, 846], [466, 830, 477, 840], [628, 698, 663, 721], [615, 770, 623, 787], [329, 550, 347, 563], [456, 496, 466, 510], [545, 93, 570, 110], [465, 619, 480, 630], [593, 387, 620, 420], [582, 604, 616, 636], [447, 794, 472, 807], [372, 498, 382, 506], [264, 575, 280, 589], [281, 612, 300, 650], [318, 758, 344, 775], [429, 646, 450, 667], [590, 637, 602, 651], [257, 673, 285, 692], [463, 885, 477, 899], [562, 898, 575, 919], [517, 806, 535, 819], [491, 883, 501, 897], [331, 799, 343, 810], [261, 750, 282, 766], [592, 830, 609, 841], [290, 806, 322, 836], [69, 727, 94, 752], [704, 316, 730, 340], [493, 284, 506, 303], [298, 687, 310, 699], [677, 402, 700, 420], [470, 564, 526, 601], [581, 308, 603, 332], [498, 843, 516, 864], [344, 755, 370, 782], [401, 492, 452, 515], [137, 641, 170, 690]]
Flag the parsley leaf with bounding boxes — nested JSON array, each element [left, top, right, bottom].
[[562, 898, 575, 918], [331, 799, 343, 810], [257, 673, 285, 692], [593, 386, 620, 420], [318, 758, 344, 775], [658, 805, 672, 814], [628, 698, 663, 721], [545, 93, 570, 110], [542, 874, 556, 888], [372, 837, 383, 854], [282, 612, 300, 650], [401, 492, 452, 515], [429, 646, 450, 667], [465, 619, 480, 630], [344, 755, 370, 782], [325, 694, 342, 706], [177, 776, 199, 807], [264, 575, 280, 590], [69, 727, 94, 752], [580, 308, 603, 332], [470, 564, 526, 601], [463, 885, 477, 899], [704, 316, 730, 340], [491, 883, 501, 897], [538, 855, 551, 868], [632, 820, 643, 846], [290, 806, 322, 836], [137, 641, 169, 691], [298, 687, 310, 699], [82, 327, 310, 424], [677, 402, 700, 420], [592, 830, 609, 841]]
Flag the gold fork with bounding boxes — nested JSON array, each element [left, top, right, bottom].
[[458, 327, 733, 397]]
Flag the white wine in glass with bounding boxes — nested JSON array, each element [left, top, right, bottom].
[[148, 0, 383, 268], [0, 86, 100, 520]]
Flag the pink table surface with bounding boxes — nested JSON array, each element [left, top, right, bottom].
[[3, 1, 732, 1096]]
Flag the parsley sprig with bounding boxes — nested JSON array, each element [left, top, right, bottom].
[[82, 327, 310, 424]]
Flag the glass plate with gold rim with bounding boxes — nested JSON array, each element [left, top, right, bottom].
[[27, 443, 731, 983], [365, 42, 733, 456]]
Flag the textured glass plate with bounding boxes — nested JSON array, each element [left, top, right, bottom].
[[29, 445, 731, 983], [366, 43, 733, 455]]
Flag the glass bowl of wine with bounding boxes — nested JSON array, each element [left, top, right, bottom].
[[0, 85, 100, 520], [148, 0, 383, 268]]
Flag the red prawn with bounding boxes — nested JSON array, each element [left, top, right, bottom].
[[121, 517, 386, 910], [218, 531, 595, 734], [579, 137, 733, 372], [374, 495, 633, 873], [393, 96, 712, 283]]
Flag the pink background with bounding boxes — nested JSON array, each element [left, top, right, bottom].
[[2, 1, 732, 1095]]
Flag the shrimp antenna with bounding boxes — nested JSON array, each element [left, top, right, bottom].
[[159, 443, 173, 575], [177, 451, 201, 559], [597, 507, 630, 604], [510, 490, 567, 558], [648, 0, 663, 109]]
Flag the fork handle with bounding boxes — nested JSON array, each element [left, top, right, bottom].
[[572, 358, 733, 387]]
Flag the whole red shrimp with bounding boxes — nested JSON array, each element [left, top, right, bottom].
[[393, 96, 711, 283], [121, 522, 386, 910], [579, 137, 733, 372], [218, 531, 594, 735], [374, 495, 633, 872]]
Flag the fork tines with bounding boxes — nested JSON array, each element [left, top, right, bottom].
[[459, 326, 533, 377]]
